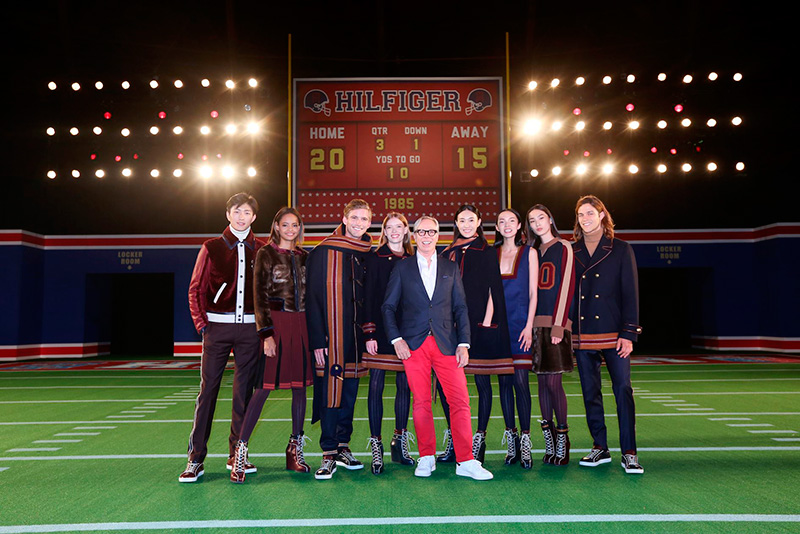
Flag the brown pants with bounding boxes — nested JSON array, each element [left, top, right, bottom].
[[187, 322, 261, 462]]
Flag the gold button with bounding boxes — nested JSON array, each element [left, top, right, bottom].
[[582, 275, 586, 279], [580, 316, 585, 320], [595, 273, 600, 277], [595, 315, 599, 319], [595, 294, 600, 298], [580, 295, 585, 299]]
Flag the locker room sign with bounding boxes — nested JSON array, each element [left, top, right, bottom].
[[293, 78, 506, 224]]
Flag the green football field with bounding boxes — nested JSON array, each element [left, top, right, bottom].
[[1, 357, 799, 533]]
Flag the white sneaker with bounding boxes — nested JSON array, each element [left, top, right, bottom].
[[415, 455, 437, 477], [455, 459, 493, 480]]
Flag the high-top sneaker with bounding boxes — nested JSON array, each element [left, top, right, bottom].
[[541, 420, 556, 464], [472, 430, 487, 464], [315, 454, 338, 480], [502, 427, 520, 465], [335, 446, 364, 470], [436, 428, 455, 463], [230, 440, 248, 483], [390, 429, 416, 465], [368, 436, 384, 475], [286, 433, 311, 473], [553, 424, 570, 466], [519, 431, 532, 469]]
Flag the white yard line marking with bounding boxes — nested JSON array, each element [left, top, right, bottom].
[[33, 440, 82, 444], [0, 467, 8, 472], [675, 408, 715, 411], [55, 433, 100, 436], [726, 424, 774, 427], [132, 406, 168, 409], [1, 513, 800, 533], [772, 438, 800, 442], [747, 430, 798, 434], [1, 412, 799, 427], [119, 410, 156, 414], [143, 402, 176, 405], [106, 415, 146, 419], [6, 448, 61, 452], [641, 396, 673, 399], [662, 403, 699, 406], [72, 427, 116, 430], [2, 446, 800, 463], [708, 418, 752, 421]]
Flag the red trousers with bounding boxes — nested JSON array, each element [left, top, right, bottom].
[[402, 336, 474, 462]]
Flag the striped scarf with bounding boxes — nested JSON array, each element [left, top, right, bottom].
[[317, 225, 372, 407]]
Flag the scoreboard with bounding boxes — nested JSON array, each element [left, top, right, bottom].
[[293, 78, 506, 225]]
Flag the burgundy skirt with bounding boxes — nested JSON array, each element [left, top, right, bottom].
[[533, 327, 574, 374], [257, 311, 313, 390]]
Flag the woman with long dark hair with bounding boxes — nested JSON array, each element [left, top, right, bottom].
[[494, 208, 539, 468], [230, 207, 313, 483], [525, 204, 576, 466], [435, 204, 513, 465]]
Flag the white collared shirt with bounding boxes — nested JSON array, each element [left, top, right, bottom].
[[416, 251, 437, 300]]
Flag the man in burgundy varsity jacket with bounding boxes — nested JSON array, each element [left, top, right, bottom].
[[179, 192, 266, 483], [571, 195, 644, 475]]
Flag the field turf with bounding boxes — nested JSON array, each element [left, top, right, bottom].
[[1, 357, 799, 533]]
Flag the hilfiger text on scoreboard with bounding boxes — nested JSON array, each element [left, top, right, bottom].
[[293, 78, 506, 224]]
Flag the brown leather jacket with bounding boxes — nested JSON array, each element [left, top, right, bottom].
[[253, 242, 307, 339]]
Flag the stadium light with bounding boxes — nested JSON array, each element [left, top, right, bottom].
[[628, 164, 639, 174], [248, 78, 258, 88], [95, 169, 105, 178], [247, 167, 257, 177], [122, 168, 132, 177], [226, 79, 235, 89], [71, 82, 80, 91], [72, 170, 80, 178], [527, 81, 537, 90], [48, 81, 57, 90], [121, 81, 130, 89], [47, 170, 57, 179], [575, 76, 585, 86], [201, 78, 211, 87], [174, 80, 184, 88], [732, 116, 743, 126], [602, 121, 613, 130], [529, 169, 539, 178], [95, 81, 103, 90], [46, 127, 55, 136], [657, 164, 667, 173]]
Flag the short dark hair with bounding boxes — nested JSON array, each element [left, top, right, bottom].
[[226, 192, 259, 214]]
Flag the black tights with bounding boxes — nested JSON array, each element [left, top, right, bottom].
[[367, 369, 411, 437], [437, 371, 533, 433], [240, 387, 307, 442], [537, 373, 568, 426]]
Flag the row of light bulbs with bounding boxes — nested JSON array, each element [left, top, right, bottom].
[[527, 72, 744, 90], [522, 116, 743, 135], [46, 165, 259, 180], [529, 161, 746, 177], [46, 123, 263, 137], [47, 78, 259, 91]]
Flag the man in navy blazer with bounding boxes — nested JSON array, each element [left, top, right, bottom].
[[382, 215, 493, 480]]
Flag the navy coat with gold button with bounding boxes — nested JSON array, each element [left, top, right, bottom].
[[571, 235, 642, 350]]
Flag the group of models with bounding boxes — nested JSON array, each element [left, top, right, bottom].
[[179, 192, 643, 484]]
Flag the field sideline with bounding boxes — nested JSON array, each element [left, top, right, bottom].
[[1, 356, 799, 533]]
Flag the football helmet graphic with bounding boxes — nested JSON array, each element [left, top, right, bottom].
[[304, 89, 331, 116], [465, 88, 492, 116]]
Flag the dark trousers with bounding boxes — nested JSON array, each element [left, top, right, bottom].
[[317, 373, 360, 454], [187, 322, 261, 462], [575, 348, 637, 453]]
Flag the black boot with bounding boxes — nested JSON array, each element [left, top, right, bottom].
[[472, 430, 487, 464], [368, 436, 384, 474], [436, 428, 456, 463], [390, 429, 415, 465], [519, 431, 532, 469], [502, 427, 520, 465], [553, 424, 570, 466], [541, 420, 555, 464]]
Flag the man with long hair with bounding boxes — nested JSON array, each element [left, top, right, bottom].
[[571, 195, 644, 474]]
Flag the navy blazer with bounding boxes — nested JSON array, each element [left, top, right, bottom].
[[571, 235, 642, 348], [381, 254, 471, 355]]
